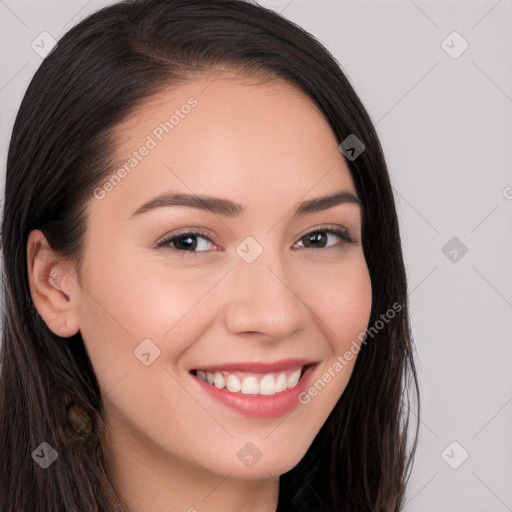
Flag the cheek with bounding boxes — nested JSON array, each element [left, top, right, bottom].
[[308, 255, 373, 352], [293, 257, 372, 427], [76, 255, 216, 389], [82, 245, 213, 333]]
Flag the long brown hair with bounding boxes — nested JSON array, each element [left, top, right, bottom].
[[0, 1, 419, 510]]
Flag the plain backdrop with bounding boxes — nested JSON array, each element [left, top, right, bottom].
[[1, 1, 511, 510]]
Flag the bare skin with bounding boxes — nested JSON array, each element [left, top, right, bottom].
[[27, 71, 372, 512]]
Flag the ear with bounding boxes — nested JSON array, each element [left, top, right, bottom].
[[26, 229, 80, 337]]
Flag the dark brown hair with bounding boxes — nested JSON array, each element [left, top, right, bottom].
[[0, 1, 419, 510]]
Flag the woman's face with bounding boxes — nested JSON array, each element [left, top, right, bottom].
[[73, 73, 372, 482]]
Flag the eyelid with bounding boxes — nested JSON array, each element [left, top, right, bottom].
[[295, 223, 355, 243]]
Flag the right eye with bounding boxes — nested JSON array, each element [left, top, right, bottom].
[[155, 229, 217, 256]]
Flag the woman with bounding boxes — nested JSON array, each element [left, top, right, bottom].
[[0, 0, 419, 510]]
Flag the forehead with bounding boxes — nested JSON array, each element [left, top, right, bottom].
[[115, 71, 336, 151], [94, 71, 355, 222]]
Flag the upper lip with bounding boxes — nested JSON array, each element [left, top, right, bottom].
[[191, 358, 318, 373]]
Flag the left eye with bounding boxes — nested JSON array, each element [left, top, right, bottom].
[[293, 228, 354, 249]]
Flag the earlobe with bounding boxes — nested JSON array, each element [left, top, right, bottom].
[[26, 229, 80, 338]]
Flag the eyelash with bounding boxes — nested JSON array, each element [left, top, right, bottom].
[[154, 225, 356, 257]]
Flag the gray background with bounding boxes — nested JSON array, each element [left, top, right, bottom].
[[1, 0, 511, 510]]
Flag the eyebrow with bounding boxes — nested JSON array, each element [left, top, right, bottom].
[[129, 189, 361, 220]]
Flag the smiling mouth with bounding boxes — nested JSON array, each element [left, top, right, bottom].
[[190, 365, 310, 396]]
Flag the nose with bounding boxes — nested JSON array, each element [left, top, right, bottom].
[[222, 248, 308, 340]]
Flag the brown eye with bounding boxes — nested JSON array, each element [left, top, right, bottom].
[[294, 228, 354, 250], [155, 230, 215, 254]]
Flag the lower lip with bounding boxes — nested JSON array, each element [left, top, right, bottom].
[[190, 364, 317, 419]]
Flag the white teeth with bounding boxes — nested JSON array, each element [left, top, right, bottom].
[[275, 372, 287, 393], [287, 368, 301, 389], [226, 374, 241, 393], [259, 374, 277, 395], [241, 376, 259, 395], [195, 367, 304, 395], [213, 372, 225, 389]]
